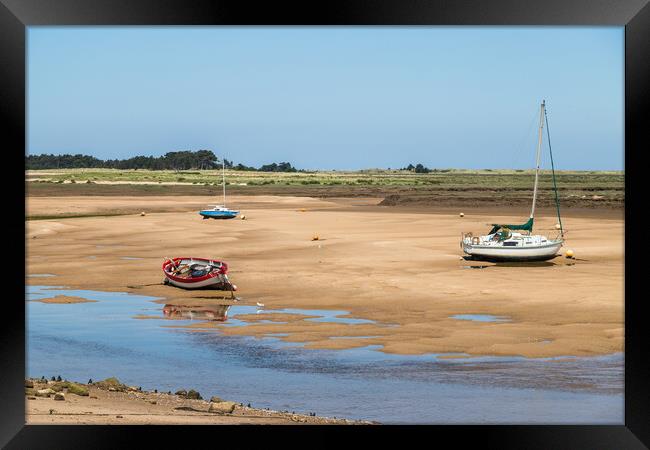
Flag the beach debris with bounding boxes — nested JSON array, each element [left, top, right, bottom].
[[241, 215, 247, 220], [555, 224, 562, 230], [312, 234, 320, 241], [256, 302, 264, 308], [49, 409, 55, 415], [592, 195, 604, 200], [54, 392, 65, 401], [140, 211, 146, 216], [565, 249, 575, 259], [460, 212, 464, 217], [208, 401, 237, 414]]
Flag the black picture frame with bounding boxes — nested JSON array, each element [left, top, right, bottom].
[[3, 0, 648, 448]]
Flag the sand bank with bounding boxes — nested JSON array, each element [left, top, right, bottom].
[[33, 295, 97, 304], [25, 378, 369, 425]]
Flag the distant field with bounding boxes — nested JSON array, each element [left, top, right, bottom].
[[26, 168, 624, 209]]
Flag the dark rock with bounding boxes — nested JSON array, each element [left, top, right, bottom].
[[209, 396, 223, 403], [175, 389, 187, 397], [186, 390, 202, 400]]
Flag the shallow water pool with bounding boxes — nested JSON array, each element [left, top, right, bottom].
[[26, 285, 623, 424]]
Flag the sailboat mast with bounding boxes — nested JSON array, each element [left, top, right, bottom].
[[530, 100, 545, 219], [222, 158, 226, 207]]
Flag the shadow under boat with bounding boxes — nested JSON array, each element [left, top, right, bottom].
[[462, 255, 560, 267]]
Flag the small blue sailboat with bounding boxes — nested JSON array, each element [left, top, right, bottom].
[[199, 205, 240, 219], [199, 157, 239, 220]]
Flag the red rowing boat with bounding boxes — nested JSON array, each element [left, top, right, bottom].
[[162, 257, 237, 290]]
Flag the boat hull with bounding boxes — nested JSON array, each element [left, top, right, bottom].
[[166, 277, 233, 289], [162, 257, 236, 290], [199, 210, 239, 219], [462, 241, 562, 262]]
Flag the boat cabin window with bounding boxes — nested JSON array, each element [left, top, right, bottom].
[[503, 241, 518, 247]]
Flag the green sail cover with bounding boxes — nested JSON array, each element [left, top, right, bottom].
[[488, 217, 534, 235]]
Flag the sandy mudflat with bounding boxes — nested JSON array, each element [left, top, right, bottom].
[[26, 195, 624, 358]]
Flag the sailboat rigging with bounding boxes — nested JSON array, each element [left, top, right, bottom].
[[460, 100, 564, 261]]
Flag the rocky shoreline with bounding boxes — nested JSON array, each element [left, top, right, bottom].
[[25, 377, 375, 425]]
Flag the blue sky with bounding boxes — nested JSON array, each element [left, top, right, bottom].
[[27, 27, 623, 170]]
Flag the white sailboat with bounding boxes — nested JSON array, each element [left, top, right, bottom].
[[199, 157, 239, 219], [460, 100, 564, 261]]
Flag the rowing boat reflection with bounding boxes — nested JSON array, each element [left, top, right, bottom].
[[162, 304, 231, 321]]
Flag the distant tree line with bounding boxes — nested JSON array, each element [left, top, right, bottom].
[[26, 150, 298, 172], [402, 163, 431, 173]]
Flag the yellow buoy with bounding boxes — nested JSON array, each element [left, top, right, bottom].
[[565, 249, 574, 259]]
